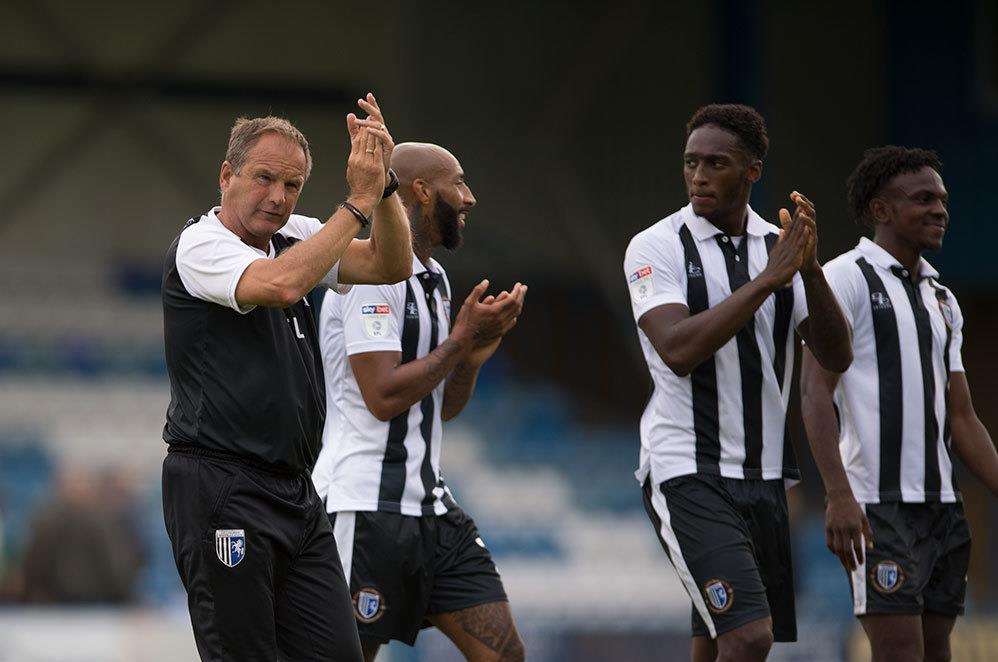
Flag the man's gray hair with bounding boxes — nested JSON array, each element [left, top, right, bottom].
[[225, 116, 313, 179]]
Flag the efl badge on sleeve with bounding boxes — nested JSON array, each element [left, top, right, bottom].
[[703, 578, 734, 614], [628, 265, 655, 303], [360, 304, 392, 339], [353, 587, 386, 623], [215, 529, 246, 568], [872, 560, 905, 594]]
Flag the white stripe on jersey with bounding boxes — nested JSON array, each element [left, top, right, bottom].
[[824, 238, 963, 503], [311, 253, 457, 517], [624, 205, 808, 486]]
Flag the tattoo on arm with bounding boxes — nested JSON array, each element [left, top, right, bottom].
[[450, 602, 523, 658], [418, 338, 465, 385]]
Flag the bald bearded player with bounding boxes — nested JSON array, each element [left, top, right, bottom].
[[311, 143, 527, 661]]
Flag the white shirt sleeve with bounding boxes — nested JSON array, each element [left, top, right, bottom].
[[341, 282, 406, 356], [820, 260, 863, 332], [176, 222, 263, 314], [283, 215, 351, 295], [623, 231, 687, 323], [946, 293, 965, 373]]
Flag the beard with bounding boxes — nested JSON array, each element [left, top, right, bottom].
[[433, 196, 463, 250]]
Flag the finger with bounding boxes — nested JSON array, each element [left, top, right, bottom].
[[349, 124, 365, 154], [465, 279, 489, 305], [350, 117, 387, 131], [778, 208, 792, 231], [862, 515, 875, 548], [851, 530, 865, 568], [358, 98, 384, 124], [482, 295, 496, 304], [346, 113, 359, 138], [364, 128, 377, 154], [792, 190, 815, 211]]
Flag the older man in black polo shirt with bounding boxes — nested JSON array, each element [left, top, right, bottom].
[[161, 94, 411, 661]]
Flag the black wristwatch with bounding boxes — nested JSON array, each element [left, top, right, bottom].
[[382, 169, 399, 199]]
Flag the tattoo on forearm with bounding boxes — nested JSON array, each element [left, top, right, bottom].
[[443, 361, 479, 418], [421, 338, 464, 385], [451, 602, 523, 658]]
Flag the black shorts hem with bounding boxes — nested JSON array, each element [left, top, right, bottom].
[[693, 608, 771, 640], [856, 606, 925, 617], [923, 604, 965, 618], [425, 592, 509, 617]]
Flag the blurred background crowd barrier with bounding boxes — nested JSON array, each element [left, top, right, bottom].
[[1, 1, 997, 660]]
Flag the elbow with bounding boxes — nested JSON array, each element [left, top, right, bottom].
[[365, 394, 404, 422], [819, 346, 853, 374], [657, 344, 694, 377], [384, 259, 412, 284], [274, 286, 305, 308]]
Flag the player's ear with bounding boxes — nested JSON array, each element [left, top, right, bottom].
[[412, 178, 432, 206], [870, 197, 892, 226], [220, 161, 233, 193], [746, 158, 762, 184]]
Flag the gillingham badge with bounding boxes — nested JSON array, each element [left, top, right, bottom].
[[872, 560, 906, 594], [353, 587, 386, 623], [703, 578, 734, 614], [215, 529, 246, 568]]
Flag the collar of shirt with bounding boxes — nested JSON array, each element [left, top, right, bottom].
[[681, 203, 770, 242], [207, 206, 276, 258], [411, 253, 442, 277], [856, 237, 939, 280]]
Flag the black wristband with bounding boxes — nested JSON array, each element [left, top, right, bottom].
[[339, 201, 370, 228], [382, 169, 399, 199]]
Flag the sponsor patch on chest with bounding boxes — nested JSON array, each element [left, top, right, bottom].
[[360, 303, 392, 339]]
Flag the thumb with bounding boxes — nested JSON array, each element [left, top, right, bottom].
[[346, 113, 358, 137], [862, 515, 874, 547]]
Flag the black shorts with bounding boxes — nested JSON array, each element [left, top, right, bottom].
[[162, 448, 362, 661], [329, 507, 508, 646], [642, 474, 797, 642], [849, 501, 970, 617]]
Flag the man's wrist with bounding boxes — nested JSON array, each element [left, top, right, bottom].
[[345, 194, 378, 218], [449, 323, 476, 352], [801, 261, 824, 281], [826, 487, 855, 503]]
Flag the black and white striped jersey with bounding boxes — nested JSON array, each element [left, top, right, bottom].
[[824, 238, 964, 503], [311, 254, 458, 516], [624, 204, 809, 486]]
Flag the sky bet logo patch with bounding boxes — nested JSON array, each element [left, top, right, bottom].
[[628, 265, 655, 303], [361, 303, 392, 339]]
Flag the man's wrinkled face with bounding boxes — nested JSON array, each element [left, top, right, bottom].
[[874, 166, 949, 252], [683, 124, 759, 222], [219, 133, 307, 248]]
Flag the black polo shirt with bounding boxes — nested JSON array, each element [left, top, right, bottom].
[[162, 207, 348, 472]]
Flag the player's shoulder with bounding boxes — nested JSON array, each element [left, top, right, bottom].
[[625, 209, 686, 259], [176, 209, 236, 255], [823, 247, 865, 279], [279, 213, 323, 241]]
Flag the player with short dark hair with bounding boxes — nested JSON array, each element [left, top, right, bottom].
[[161, 94, 412, 661], [311, 142, 527, 661], [624, 103, 852, 661], [803, 146, 998, 662]]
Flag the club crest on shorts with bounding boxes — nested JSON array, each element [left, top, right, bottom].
[[872, 560, 906, 593], [215, 529, 246, 568], [353, 587, 386, 623], [703, 578, 734, 613]]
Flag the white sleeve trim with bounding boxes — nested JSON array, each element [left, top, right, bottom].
[[345, 339, 402, 356]]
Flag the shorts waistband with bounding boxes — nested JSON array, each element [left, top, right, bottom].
[[168, 444, 302, 478]]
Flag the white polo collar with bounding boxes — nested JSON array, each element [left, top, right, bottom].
[[682, 204, 770, 242], [856, 237, 939, 280]]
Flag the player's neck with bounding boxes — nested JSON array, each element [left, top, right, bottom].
[[874, 232, 921, 278], [216, 207, 270, 252], [412, 230, 435, 266], [708, 206, 748, 237]]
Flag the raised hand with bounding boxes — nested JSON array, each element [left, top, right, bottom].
[[790, 191, 820, 274], [344, 119, 387, 208], [760, 209, 811, 290], [347, 92, 394, 178], [453, 280, 527, 364]]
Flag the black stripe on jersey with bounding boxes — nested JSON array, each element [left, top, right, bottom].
[[678, 225, 720, 473], [892, 267, 942, 499], [764, 233, 795, 391], [377, 281, 420, 512], [856, 258, 903, 498], [929, 279, 958, 492], [418, 273, 441, 515], [764, 233, 799, 478], [716, 235, 763, 475]]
